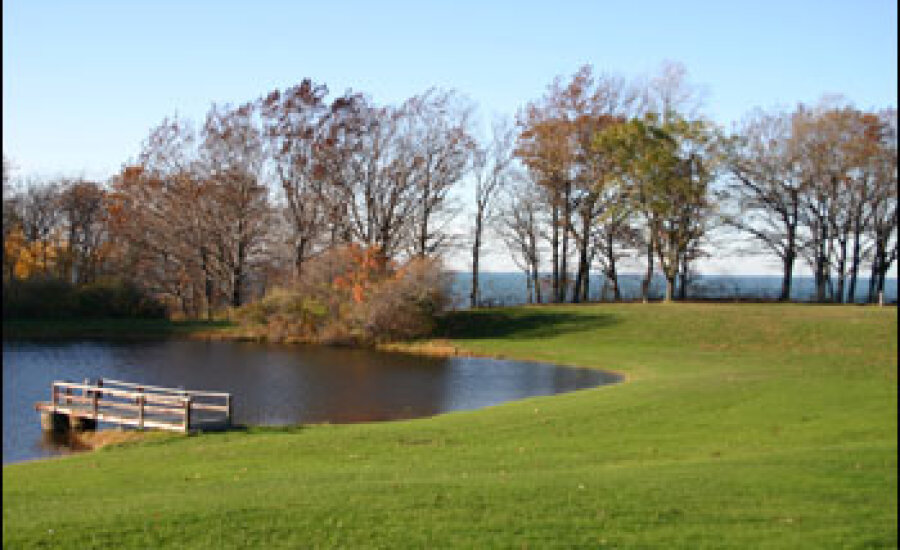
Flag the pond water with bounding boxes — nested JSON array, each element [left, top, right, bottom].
[[3, 339, 620, 464]]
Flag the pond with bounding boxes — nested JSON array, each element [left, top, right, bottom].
[[3, 339, 621, 464]]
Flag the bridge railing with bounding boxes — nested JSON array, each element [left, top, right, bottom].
[[39, 379, 232, 433]]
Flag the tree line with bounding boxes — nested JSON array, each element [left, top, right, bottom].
[[2, 61, 897, 320]]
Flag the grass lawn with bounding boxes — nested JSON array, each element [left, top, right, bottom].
[[2, 303, 896, 548]]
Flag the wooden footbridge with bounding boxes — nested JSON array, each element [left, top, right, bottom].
[[35, 378, 232, 434]]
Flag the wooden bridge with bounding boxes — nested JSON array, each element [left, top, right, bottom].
[[35, 378, 232, 434]]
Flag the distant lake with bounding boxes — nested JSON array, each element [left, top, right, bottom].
[[448, 272, 898, 308], [2, 339, 620, 464]]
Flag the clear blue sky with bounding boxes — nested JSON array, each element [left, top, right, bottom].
[[3, 0, 897, 273]]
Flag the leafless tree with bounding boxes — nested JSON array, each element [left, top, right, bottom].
[[497, 177, 544, 304], [57, 179, 107, 284], [470, 117, 516, 307], [723, 108, 804, 301], [200, 102, 272, 307], [259, 80, 349, 278], [402, 89, 475, 258]]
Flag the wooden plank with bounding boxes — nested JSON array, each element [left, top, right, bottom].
[[38, 401, 227, 418], [55, 381, 229, 405], [101, 378, 231, 398], [52, 382, 185, 404], [190, 403, 229, 413], [39, 406, 186, 432], [96, 402, 188, 416]]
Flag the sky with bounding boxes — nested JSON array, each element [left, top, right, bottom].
[[3, 0, 897, 274]]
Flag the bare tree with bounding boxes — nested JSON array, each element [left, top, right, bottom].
[[200, 102, 272, 307], [259, 80, 351, 278], [58, 179, 107, 284], [866, 108, 898, 303], [325, 99, 418, 263], [470, 118, 516, 307], [497, 177, 544, 304], [723, 108, 804, 301], [401, 89, 475, 258]]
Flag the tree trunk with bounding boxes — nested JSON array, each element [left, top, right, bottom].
[[232, 237, 245, 308], [815, 221, 828, 303], [295, 238, 308, 281], [529, 214, 541, 305], [525, 268, 533, 304], [665, 276, 675, 303], [847, 213, 863, 304], [470, 213, 482, 309], [205, 275, 214, 321], [642, 226, 654, 303], [605, 232, 620, 302], [868, 251, 879, 303], [531, 261, 541, 304], [780, 225, 796, 302], [835, 231, 849, 303], [572, 232, 589, 304], [551, 200, 559, 303], [560, 182, 571, 303]]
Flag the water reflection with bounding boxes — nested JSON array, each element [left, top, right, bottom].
[[3, 339, 620, 464]]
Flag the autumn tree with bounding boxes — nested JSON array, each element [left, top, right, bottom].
[[16, 178, 65, 277], [324, 99, 418, 263], [259, 80, 362, 278], [864, 109, 898, 303], [596, 114, 716, 302], [516, 73, 578, 302], [200, 102, 272, 307], [110, 116, 214, 316]]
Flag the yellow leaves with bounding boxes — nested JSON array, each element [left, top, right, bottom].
[[4, 227, 65, 280]]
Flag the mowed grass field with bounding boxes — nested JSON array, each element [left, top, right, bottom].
[[3, 304, 896, 548]]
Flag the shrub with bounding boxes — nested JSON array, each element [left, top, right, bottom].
[[362, 257, 448, 342], [233, 247, 448, 345], [2, 277, 166, 319], [232, 287, 329, 341], [2, 277, 76, 319]]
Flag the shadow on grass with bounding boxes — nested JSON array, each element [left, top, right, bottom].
[[437, 309, 619, 340]]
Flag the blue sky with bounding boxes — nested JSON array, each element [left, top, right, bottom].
[[3, 0, 897, 273]]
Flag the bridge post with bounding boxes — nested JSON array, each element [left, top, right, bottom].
[[92, 385, 99, 420], [137, 394, 145, 430], [183, 397, 192, 433], [226, 394, 233, 427]]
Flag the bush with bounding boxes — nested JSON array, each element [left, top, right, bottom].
[[362, 257, 447, 342], [2, 277, 76, 319], [232, 288, 328, 341], [233, 247, 448, 345], [2, 277, 166, 319]]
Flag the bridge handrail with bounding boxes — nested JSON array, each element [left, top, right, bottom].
[[100, 378, 231, 399], [52, 382, 189, 405]]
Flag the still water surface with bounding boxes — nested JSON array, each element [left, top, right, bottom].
[[3, 339, 619, 464]]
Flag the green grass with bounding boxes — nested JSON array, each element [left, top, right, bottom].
[[3, 303, 897, 548], [2, 318, 234, 339]]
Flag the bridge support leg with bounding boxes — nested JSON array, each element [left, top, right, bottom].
[[69, 417, 98, 431], [40, 412, 70, 433]]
